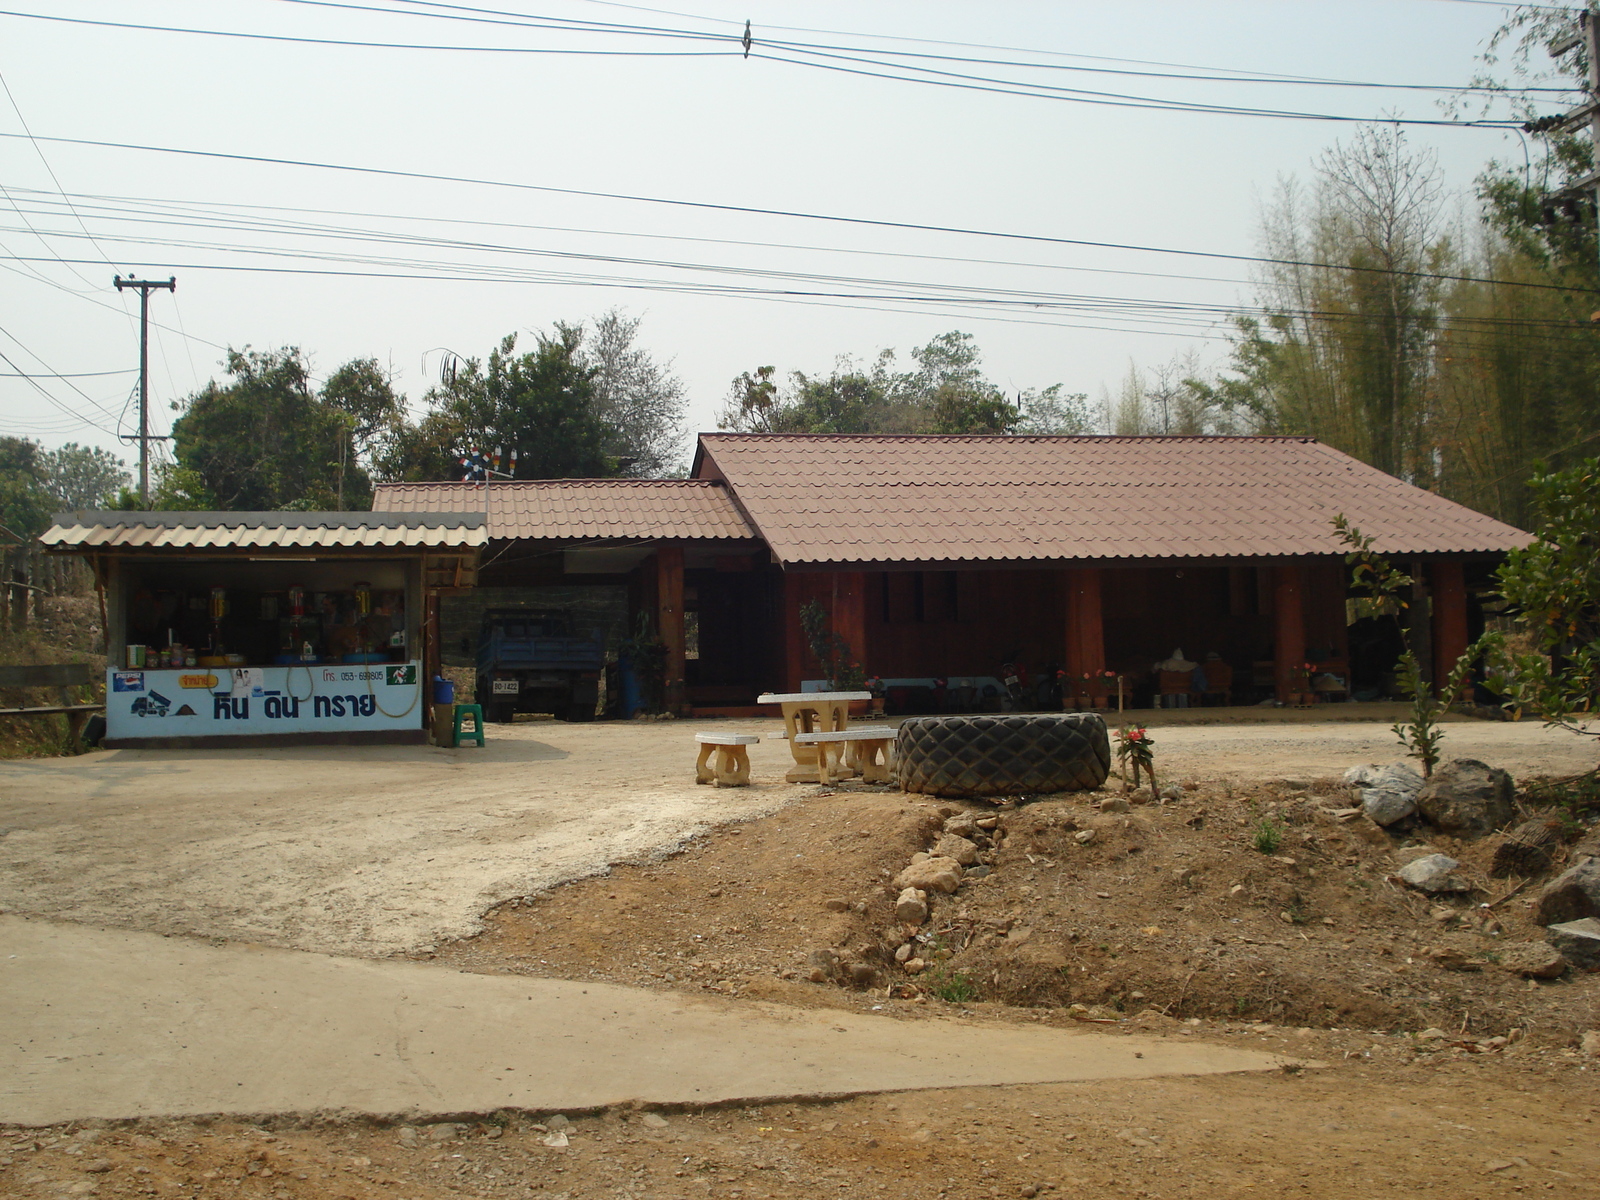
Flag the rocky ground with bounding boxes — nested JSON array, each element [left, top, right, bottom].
[[5, 741, 1600, 1199]]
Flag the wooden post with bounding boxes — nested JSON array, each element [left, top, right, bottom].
[[1430, 559, 1470, 699], [424, 592, 441, 696], [830, 570, 867, 679], [1273, 560, 1306, 704], [1062, 566, 1106, 678], [781, 571, 805, 693], [656, 544, 687, 714]]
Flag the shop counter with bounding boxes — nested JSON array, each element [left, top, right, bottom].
[[104, 661, 425, 745]]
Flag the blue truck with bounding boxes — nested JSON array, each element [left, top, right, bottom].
[[475, 609, 605, 723]]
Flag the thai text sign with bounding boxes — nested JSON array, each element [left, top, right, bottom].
[[105, 662, 422, 739]]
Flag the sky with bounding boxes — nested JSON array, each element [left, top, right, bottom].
[[0, 0, 1580, 477]]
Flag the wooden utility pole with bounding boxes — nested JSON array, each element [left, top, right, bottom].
[[113, 275, 176, 505]]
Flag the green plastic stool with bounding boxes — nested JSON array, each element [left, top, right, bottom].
[[452, 703, 486, 747]]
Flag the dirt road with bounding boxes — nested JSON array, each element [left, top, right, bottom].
[[0, 713, 1592, 958]]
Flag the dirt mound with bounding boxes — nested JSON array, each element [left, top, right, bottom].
[[439, 777, 1597, 1040]]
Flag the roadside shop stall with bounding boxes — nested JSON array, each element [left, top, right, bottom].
[[39, 511, 483, 748]]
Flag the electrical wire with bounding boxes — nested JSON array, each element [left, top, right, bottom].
[[290, 0, 1576, 94], [0, 6, 1542, 127], [5, 131, 1591, 296]]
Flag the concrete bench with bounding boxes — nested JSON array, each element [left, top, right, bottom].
[[694, 732, 760, 787], [0, 663, 103, 742], [792, 725, 896, 785]]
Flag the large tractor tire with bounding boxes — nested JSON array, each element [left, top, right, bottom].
[[895, 712, 1110, 799]]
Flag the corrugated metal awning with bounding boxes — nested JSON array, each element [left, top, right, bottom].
[[40, 511, 488, 552]]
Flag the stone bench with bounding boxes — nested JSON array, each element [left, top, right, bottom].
[[792, 725, 897, 785], [694, 732, 760, 787]]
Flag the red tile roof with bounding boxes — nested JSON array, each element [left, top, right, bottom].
[[693, 434, 1532, 565], [373, 479, 757, 542]]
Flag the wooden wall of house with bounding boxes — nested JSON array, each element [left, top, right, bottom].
[[816, 560, 1357, 693]]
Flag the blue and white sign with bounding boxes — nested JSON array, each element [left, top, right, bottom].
[[105, 662, 424, 739]]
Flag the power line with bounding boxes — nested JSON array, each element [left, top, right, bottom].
[[7, 183, 1259, 292], [0, 367, 134, 378], [291, 0, 1574, 94], [5, 130, 1592, 295], [0, 6, 1537, 127], [11, 204, 1598, 342]]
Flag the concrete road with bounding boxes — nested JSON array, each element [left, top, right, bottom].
[[2, 716, 1594, 960], [0, 916, 1304, 1126]]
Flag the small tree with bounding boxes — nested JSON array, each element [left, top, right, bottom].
[[1333, 514, 1479, 777], [799, 599, 866, 691], [1482, 461, 1600, 770]]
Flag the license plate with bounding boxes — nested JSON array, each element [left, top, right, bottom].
[[492, 679, 520, 694]]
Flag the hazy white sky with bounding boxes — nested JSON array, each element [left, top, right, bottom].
[[0, 0, 1573, 473]]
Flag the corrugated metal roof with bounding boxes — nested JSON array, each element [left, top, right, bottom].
[[373, 479, 757, 541], [41, 511, 487, 551], [694, 434, 1533, 565]]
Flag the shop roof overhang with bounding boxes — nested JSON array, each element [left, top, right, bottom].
[[40, 511, 489, 555]]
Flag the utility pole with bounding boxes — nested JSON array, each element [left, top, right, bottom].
[[113, 275, 176, 505], [1533, 9, 1600, 288]]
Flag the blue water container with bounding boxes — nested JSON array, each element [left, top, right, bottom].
[[432, 676, 455, 705]]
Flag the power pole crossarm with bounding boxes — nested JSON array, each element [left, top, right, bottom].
[[113, 275, 176, 506]]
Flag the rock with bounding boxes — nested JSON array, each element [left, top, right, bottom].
[[1348, 816, 1391, 846], [427, 1123, 461, 1142], [1427, 947, 1483, 972], [82, 1160, 113, 1174], [1099, 796, 1131, 814], [934, 834, 981, 866], [546, 1115, 570, 1130], [943, 813, 981, 839], [894, 856, 963, 894], [894, 942, 913, 963], [903, 957, 926, 975], [1358, 761, 1423, 826], [1159, 785, 1183, 802], [1498, 942, 1567, 979], [847, 962, 879, 988], [1397, 853, 1470, 893], [822, 897, 849, 912], [396, 1126, 419, 1146], [1417, 1027, 1449, 1041], [541, 1131, 569, 1149], [1342, 763, 1382, 787], [966, 864, 991, 878], [1580, 1031, 1600, 1057], [1174, 867, 1197, 888], [1415, 759, 1515, 838], [1073, 829, 1096, 845], [805, 966, 828, 983], [975, 815, 1000, 830], [640, 1112, 669, 1129], [1545, 917, 1600, 968], [1492, 818, 1564, 878], [895, 887, 930, 925], [1534, 859, 1600, 926]]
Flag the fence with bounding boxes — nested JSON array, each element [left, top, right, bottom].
[[1, 544, 94, 634]]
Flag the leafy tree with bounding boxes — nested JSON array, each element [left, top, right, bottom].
[[37, 443, 129, 511], [1484, 460, 1600, 751], [0, 437, 50, 540], [1198, 128, 1450, 481], [169, 347, 373, 510], [574, 310, 688, 477], [378, 330, 618, 481], [717, 330, 1064, 437], [1013, 384, 1093, 435]]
